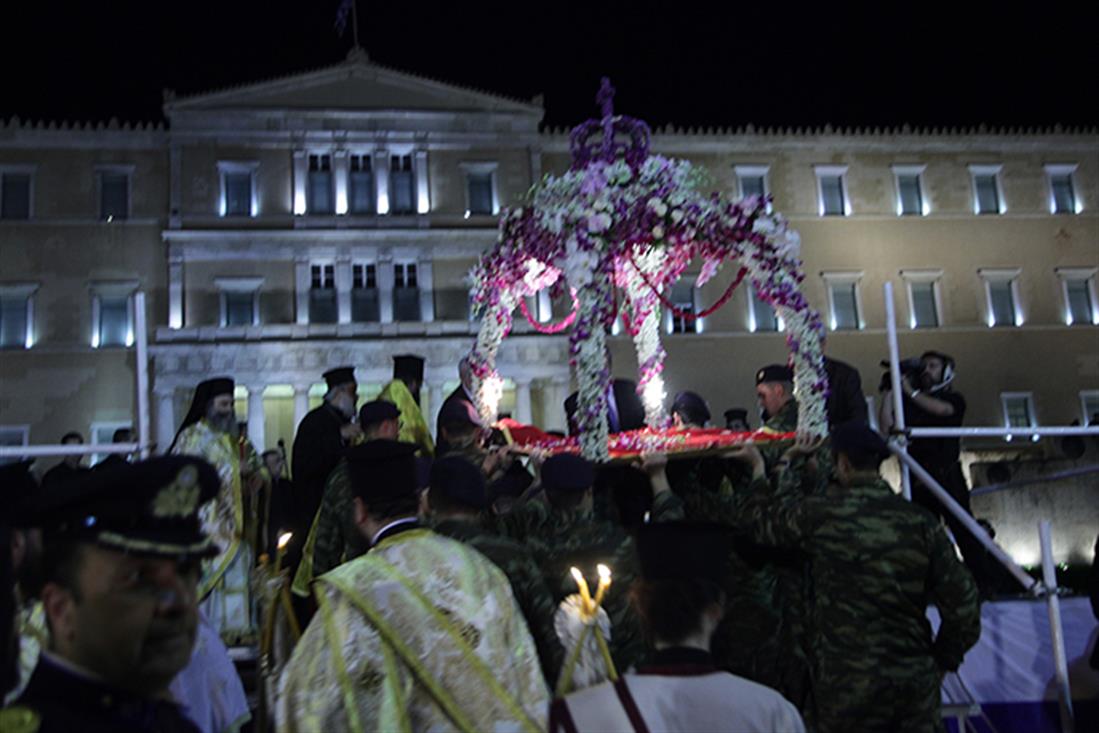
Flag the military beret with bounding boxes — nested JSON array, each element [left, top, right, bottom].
[[323, 366, 356, 389], [345, 439, 419, 504], [33, 456, 220, 558], [672, 391, 711, 426], [831, 422, 890, 465], [541, 454, 595, 495], [756, 364, 794, 385], [636, 521, 731, 584], [430, 456, 487, 510], [358, 400, 399, 427]]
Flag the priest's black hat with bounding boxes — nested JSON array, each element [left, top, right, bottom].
[[323, 366, 356, 390], [393, 354, 425, 382]]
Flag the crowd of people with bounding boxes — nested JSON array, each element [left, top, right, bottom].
[[1, 350, 990, 733]]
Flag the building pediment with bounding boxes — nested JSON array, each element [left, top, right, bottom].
[[164, 52, 543, 119]]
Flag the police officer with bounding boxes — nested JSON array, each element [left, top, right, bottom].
[[10, 456, 220, 733]]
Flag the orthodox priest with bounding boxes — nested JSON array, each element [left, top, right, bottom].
[[170, 376, 268, 644], [378, 354, 435, 456], [290, 366, 360, 562]]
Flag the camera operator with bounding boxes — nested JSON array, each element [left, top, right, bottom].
[[880, 351, 989, 593]]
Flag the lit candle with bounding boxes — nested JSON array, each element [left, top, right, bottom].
[[593, 564, 612, 608], [570, 567, 593, 615], [275, 531, 293, 574]]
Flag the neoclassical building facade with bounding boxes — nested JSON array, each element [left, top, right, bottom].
[[2, 50, 1097, 469]]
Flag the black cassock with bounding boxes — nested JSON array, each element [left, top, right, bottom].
[[291, 402, 348, 547]]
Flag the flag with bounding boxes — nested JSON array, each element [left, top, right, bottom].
[[334, 0, 353, 37]]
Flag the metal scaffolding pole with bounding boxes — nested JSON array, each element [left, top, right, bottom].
[[883, 281, 913, 500], [1039, 520, 1075, 733]]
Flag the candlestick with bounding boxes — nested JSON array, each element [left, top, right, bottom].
[[570, 566, 593, 615], [593, 564, 612, 608]]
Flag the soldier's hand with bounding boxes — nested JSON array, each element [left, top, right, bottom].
[[782, 433, 823, 462], [638, 451, 668, 475], [724, 445, 766, 479]]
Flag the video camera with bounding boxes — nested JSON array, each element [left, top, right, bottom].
[[877, 357, 923, 392]]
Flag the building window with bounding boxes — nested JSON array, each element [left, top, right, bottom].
[[218, 162, 258, 217], [734, 165, 770, 201], [979, 268, 1022, 328], [1045, 164, 1079, 215], [215, 277, 263, 327], [310, 264, 337, 324], [1001, 392, 1037, 442], [0, 283, 36, 349], [389, 155, 415, 215], [0, 425, 30, 466], [307, 154, 334, 215], [0, 169, 33, 220], [665, 280, 699, 334], [892, 165, 926, 216], [393, 262, 421, 321], [98, 168, 131, 221], [822, 273, 863, 330], [814, 165, 849, 217], [349, 155, 375, 215], [748, 289, 781, 332], [352, 263, 379, 322], [901, 270, 942, 329], [90, 281, 137, 348], [1080, 391, 1099, 426], [969, 165, 1003, 215], [1056, 267, 1098, 326], [466, 170, 496, 216]]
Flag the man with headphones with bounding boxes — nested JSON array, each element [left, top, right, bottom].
[[881, 351, 990, 593]]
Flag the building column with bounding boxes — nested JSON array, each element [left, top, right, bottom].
[[428, 382, 444, 440], [374, 149, 390, 215], [333, 149, 350, 215], [293, 383, 311, 434], [292, 150, 308, 215], [515, 378, 533, 426], [528, 145, 543, 188], [414, 149, 430, 214], [335, 257, 352, 324], [295, 257, 311, 325], [155, 388, 175, 455], [168, 254, 184, 329], [417, 258, 435, 322], [545, 377, 570, 433], [377, 254, 395, 323], [246, 384, 266, 452]]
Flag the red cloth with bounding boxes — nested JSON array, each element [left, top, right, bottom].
[[497, 419, 794, 460]]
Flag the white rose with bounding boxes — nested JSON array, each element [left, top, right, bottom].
[[652, 225, 665, 240]]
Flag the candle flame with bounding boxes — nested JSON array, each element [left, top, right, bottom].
[[570, 567, 584, 584], [597, 564, 611, 581], [278, 532, 293, 550]]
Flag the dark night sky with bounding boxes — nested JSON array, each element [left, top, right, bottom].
[[2, 1, 1096, 130]]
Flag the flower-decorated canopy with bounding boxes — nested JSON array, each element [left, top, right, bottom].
[[470, 79, 828, 461]]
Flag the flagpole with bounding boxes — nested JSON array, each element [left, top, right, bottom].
[[351, 0, 360, 50]]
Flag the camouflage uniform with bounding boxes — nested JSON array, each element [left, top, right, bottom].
[[738, 473, 981, 733], [309, 461, 367, 580], [492, 490, 683, 674], [432, 518, 563, 684], [675, 399, 824, 714]]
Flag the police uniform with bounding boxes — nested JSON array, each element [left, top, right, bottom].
[[10, 456, 221, 733]]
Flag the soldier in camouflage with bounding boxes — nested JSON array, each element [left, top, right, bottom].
[[727, 423, 981, 733], [493, 452, 683, 674], [425, 455, 563, 684]]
